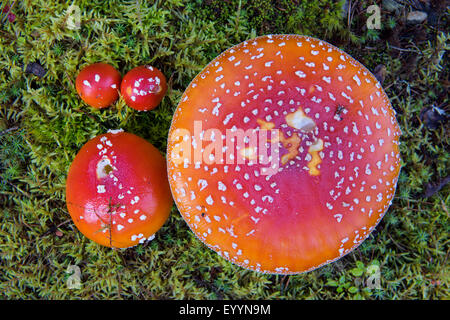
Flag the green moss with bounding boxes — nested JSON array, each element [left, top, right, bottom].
[[0, 0, 448, 299]]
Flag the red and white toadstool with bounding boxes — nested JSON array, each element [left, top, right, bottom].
[[167, 34, 401, 274], [120, 65, 168, 111], [75, 62, 121, 109], [66, 130, 173, 248]]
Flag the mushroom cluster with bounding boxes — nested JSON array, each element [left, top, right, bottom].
[[167, 35, 401, 274], [75, 63, 167, 111]]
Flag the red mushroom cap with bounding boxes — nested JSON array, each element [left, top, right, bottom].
[[167, 35, 401, 274], [75, 62, 121, 109], [120, 65, 168, 111], [66, 130, 173, 248]]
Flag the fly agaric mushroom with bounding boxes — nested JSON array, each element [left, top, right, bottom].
[[121, 65, 168, 111], [66, 130, 172, 248], [75, 63, 121, 109], [167, 35, 401, 274]]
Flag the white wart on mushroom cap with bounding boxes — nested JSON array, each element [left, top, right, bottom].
[[167, 34, 401, 274]]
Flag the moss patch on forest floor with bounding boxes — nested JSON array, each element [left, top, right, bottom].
[[0, 0, 448, 299]]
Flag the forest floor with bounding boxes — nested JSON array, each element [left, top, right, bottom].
[[0, 0, 448, 299]]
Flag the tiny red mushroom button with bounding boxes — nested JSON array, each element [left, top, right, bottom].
[[167, 35, 401, 274], [75, 63, 121, 109], [120, 65, 168, 111]]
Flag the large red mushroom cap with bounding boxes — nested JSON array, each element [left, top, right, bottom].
[[66, 130, 173, 248], [167, 35, 401, 274]]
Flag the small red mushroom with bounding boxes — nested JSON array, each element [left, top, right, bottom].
[[120, 65, 167, 111], [75, 63, 121, 109], [167, 35, 402, 274], [66, 130, 173, 248]]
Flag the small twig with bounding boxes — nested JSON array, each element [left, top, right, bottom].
[[0, 126, 19, 136], [56, 219, 72, 228], [2, 179, 31, 198], [395, 196, 436, 205], [350, 0, 360, 28], [389, 45, 420, 53], [20, 219, 35, 231], [346, 0, 351, 27], [284, 275, 291, 292], [388, 234, 408, 252], [383, 82, 395, 91], [64, 70, 75, 90], [280, 274, 291, 295]]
